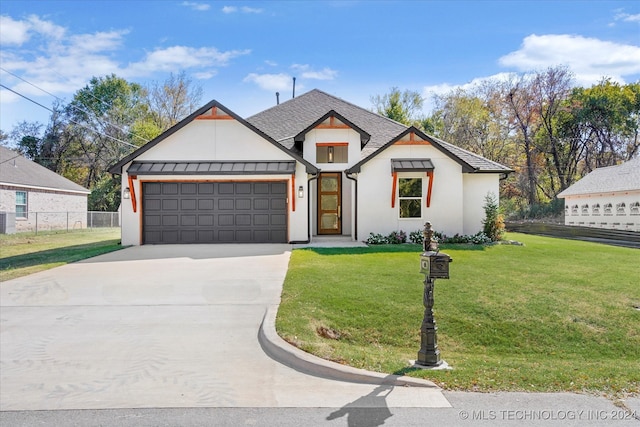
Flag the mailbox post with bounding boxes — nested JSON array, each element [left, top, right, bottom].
[[416, 222, 452, 367]]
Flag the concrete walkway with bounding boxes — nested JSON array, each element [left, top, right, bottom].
[[0, 244, 447, 411]]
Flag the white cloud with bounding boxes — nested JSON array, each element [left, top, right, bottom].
[[421, 73, 515, 113], [0, 15, 31, 46], [264, 60, 278, 67], [241, 6, 263, 14], [193, 71, 217, 79], [244, 73, 293, 91], [291, 64, 338, 80], [614, 11, 640, 23], [499, 34, 640, 85], [181, 2, 211, 11], [0, 13, 250, 107], [0, 14, 66, 46], [222, 5, 263, 14], [128, 46, 250, 75]]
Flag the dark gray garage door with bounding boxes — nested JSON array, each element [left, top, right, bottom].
[[142, 181, 288, 244]]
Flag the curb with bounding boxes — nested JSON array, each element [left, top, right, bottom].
[[258, 305, 440, 389]]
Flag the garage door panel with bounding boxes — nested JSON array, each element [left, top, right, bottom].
[[218, 199, 234, 210], [271, 229, 287, 242], [181, 183, 197, 194], [181, 215, 196, 226], [162, 215, 178, 226], [199, 183, 214, 194], [163, 183, 179, 194], [219, 183, 234, 194], [162, 199, 178, 210], [181, 199, 197, 210], [143, 181, 288, 244], [236, 214, 251, 226], [254, 183, 270, 194], [198, 199, 214, 210], [146, 200, 161, 211], [236, 199, 251, 210], [271, 214, 286, 226], [198, 214, 214, 226], [180, 230, 197, 242]]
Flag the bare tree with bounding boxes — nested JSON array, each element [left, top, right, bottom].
[[147, 71, 204, 131]]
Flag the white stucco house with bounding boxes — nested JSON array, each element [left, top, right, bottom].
[[558, 157, 640, 232], [109, 89, 512, 245], [0, 145, 90, 233]]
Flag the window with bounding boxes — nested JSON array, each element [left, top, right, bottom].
[[571, 204, 579, 215], [16, 191, 27, 218], [631, 202, 640, 215], [592, 204, 600, 215], [581, 204, 589, 215], [399, 178, 422, 218], [604, 203, 613, 215], [616, 203, 626, 215], [316, 145, 348, 163]]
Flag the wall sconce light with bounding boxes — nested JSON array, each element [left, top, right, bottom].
[[298, 185, 304, 198], [123, 187, 131, 199]]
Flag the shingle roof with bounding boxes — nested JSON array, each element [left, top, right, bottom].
[[0, 145, 90, 194], [247, 89, 512, 173], [558, 157, 640, 197]]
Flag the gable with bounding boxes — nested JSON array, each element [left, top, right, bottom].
[[248, 89, 512, 175], [109, 100, 317, 174]]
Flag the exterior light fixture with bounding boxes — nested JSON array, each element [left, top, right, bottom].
[[123, 187, 131, 199], [298, 186, 304, 198]]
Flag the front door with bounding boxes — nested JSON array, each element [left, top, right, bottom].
[[318, 172, 342, 235]]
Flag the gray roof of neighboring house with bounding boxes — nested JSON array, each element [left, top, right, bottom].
[[0, 145, 90, 194], [558, 157, 640, 197], [247, 89, 512, 173]]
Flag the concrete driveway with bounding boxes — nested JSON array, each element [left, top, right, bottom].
[[0, 244, 448, 411]]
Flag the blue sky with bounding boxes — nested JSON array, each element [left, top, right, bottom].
[[1, 1, 639, 134]]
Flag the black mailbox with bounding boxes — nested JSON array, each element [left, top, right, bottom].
[[420, 251, 453, 279]]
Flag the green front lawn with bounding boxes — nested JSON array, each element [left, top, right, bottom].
[[0, 229, 123, 281], [276, 233, 640, 397]]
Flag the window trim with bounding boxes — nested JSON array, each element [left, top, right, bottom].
[[15, 190, 28, 219], [398, 176, 423, 219], [315, 142, 348, 164]]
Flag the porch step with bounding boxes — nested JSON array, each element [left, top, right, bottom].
[[293, 236, 368, 248]]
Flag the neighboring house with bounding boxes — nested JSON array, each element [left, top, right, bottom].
[[109, 89, 512, 245], [0, 145, 90, 233], [558, 157, 640, 232]]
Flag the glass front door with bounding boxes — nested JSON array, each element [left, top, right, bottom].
[[318, 173, 342, 235]]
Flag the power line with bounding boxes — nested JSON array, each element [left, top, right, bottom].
[[0, 67, 149, 144], [1, 84, 138, 149]]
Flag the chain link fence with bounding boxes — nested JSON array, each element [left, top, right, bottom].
[[0, 211, 120, 234]]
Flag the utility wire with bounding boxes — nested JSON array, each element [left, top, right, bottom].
[[0, 67, 149, 144], [1, 84, 138, 149]]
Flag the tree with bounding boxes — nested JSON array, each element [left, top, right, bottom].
[[567, 79, 640, 172], [371, 87, 424, 126], [503, 74, 542, 205], [64, 74, 152, 188], [531, 67, 575, 195], [147, 71, 203, 131]]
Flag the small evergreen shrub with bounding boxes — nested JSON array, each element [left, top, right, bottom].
[[482, 192, 505, 242]]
